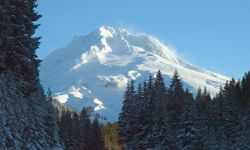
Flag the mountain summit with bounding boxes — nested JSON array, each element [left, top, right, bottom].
[[39, 26, 229, 121]]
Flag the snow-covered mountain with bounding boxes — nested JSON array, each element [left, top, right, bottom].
[[39, 26, 229, 121]]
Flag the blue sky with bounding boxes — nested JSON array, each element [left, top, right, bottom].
[[36, 0, 250, 78]]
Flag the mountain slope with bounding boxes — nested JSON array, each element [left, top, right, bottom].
[[39, 26, 229, 121]]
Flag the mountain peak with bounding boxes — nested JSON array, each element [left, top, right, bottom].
[[71, 26, 182, 67], [98, 26, 129, 35], [99, 26, 115, 38]]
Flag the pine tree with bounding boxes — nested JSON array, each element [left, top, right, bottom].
[[133, 80, 149, 149], [132, 83, 144, 149], [178, 89, 202, 150], [0, 0, 11, 70], [196, 87, 216, 148], [80, 107, 92, 149], [0, 111, 5, 148], [169, 71, 185, 123], [91, 116, 105, 150], [135, 75, 158, 149], [221, 79, 241, 149], [59, 110, 75, 150], [43, 88, 60, 147], [242, 71, 250, 107], [118, 80, 136, 149], [239, 72, 250, 149], [151, 70, 173, 149], [168, 70, 185, 147], [72, 112, 82, 150], [0, 0, 59, 149]]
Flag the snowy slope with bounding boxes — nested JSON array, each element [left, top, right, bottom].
[[39, 26, 229, 121]]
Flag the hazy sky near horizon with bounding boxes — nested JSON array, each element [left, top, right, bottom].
[[36, 0, 250, 78]]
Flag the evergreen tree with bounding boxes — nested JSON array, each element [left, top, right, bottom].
[[0, 0, 11, 70], [132, 83, 144, 149], [118, 80, 136, 149], [151, 70, 173, 149], [80, 107, 92, 149], [169, 70, 185, 124], [43, 88, 60, 147], [135, 75, 157, 149], [2, 0, 42, 99], [72, 112, 82, 150], [195, 87, 215, 149], [242, 71, 250, 106], [0, 0, 60, 148], [178, 89, 202, 150], [221, 79, 241, 149], [59, 110, 75, 150], [133, 81, 149, 149], [168, 70, 185, 147], [0, 111, 5, 148], [91, 116, 105, 150]]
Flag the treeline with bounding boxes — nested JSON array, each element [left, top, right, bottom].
[[58, 107, 103, 150], [56, 106, 123, 150], [118, 70, 250, 150]]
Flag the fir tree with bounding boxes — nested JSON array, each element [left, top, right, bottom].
[[43, 88, 60, 147], [59, 110, 75, 150], [0, 0, 11, 70], [168, 70, 185, 147], [80, 107, 92, 149], [151, 70, 173, 149], [169, 70, 185, 124], [72, 112, 82, 150], [178, 89, 202, 150], [133, 81, 149, 149], [0, 0, 59, 149], [221, 79, 241, 149], [118, 80, 136, 149], [91, 116, 105, 150]]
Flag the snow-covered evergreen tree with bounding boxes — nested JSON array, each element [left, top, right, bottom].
[[0, 0, 60, 149], [168, 70, 185, 148], [151, 71, 173, 149], [221, 80, 241, 149], [177, 89, 202, 150], [118, 80, 136, 149], [133, 81, 150, 149], [44, 89, 60, 147]]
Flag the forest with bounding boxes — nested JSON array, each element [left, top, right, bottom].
[[118, 70, 250, 149]]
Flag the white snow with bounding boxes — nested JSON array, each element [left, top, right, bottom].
[[93, 98, 105, 111], [97, 75, 128, 89], [99, 26, 114, 38], [128, 70, 141, 80], [93, 98, 104, 105], [131, 45, 145, 52], [73, 26, 113, 69], [39, 26, 230, 122], [82, 86, 92, 93], [54, 93, 69, 104], [68, 86, 83, 99]]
